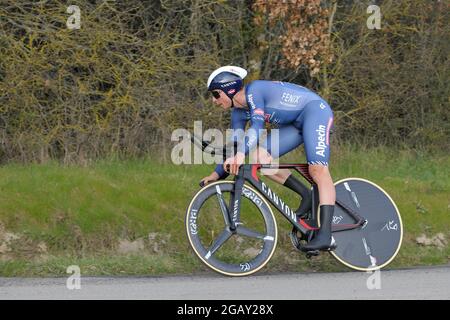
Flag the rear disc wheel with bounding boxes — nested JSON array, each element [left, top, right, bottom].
[[331, 178, 403, 271]]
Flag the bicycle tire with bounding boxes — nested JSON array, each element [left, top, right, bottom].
[[186, 181, 277, 276]]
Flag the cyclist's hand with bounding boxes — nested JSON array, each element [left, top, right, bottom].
[[224, 152, 245, 175], [200, 175, 217, 187]]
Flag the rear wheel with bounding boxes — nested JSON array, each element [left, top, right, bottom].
[[331, 178, 403, 271]]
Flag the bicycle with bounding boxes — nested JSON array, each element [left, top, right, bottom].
[[186, 135, 403, 276]]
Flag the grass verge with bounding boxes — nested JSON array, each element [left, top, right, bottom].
[[0, 145, 448, 276]]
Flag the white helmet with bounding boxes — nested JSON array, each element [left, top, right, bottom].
[[207, 66, 248, 90]]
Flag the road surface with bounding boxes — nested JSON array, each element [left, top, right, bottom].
[[0, 265, 449, 300]]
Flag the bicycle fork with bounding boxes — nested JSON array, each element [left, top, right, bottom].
[[228, 174, 245, 231]]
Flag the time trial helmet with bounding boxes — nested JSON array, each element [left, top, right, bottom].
[[207, 66, 248, 102]]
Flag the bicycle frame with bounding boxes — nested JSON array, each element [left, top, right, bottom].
[[189, 135, 365, 237], [228, 164, 366, 237]]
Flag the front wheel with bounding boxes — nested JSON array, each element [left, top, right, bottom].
[[331, 178, 403, 271], [186, 181, 277, 276]]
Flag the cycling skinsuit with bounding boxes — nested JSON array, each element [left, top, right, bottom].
[[215, 80, 334, 179]]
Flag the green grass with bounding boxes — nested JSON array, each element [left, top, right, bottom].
[[0, 145, 449, 276], [0, 254, 197, 277]]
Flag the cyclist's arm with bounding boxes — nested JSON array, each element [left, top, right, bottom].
[[214, 164, 228, 180], [244, 89, 266, 154], [214, 109, 248, 180]]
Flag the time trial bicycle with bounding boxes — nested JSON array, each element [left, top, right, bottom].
[[186, 135, 403, 276]]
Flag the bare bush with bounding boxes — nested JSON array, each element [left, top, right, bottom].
[[0, 0, 447, 163]]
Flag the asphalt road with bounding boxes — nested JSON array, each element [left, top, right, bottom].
[[0, 265, 449, 300]]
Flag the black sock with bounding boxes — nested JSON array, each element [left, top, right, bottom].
[[284, 174, 310, 197]]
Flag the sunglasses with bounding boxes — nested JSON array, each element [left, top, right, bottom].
[[211, 90, 221, 99]]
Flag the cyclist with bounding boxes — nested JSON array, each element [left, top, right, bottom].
[[200, 66, 335, 251]]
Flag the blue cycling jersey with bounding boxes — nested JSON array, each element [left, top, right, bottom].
[[214, 80, 334, 179]]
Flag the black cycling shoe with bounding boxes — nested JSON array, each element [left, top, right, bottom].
[[302, 205, 337, 252]]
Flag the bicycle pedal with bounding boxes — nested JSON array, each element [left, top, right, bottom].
[[305, 250, 320, 259]]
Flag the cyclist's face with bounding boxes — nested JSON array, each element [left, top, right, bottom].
[[211, 90, 232, 109]]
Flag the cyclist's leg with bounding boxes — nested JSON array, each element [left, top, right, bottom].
[[297, 100, 335, 202], [256, 126, 312, 214], [297, 100, 336, 251], [255, 125, 303, 182]]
